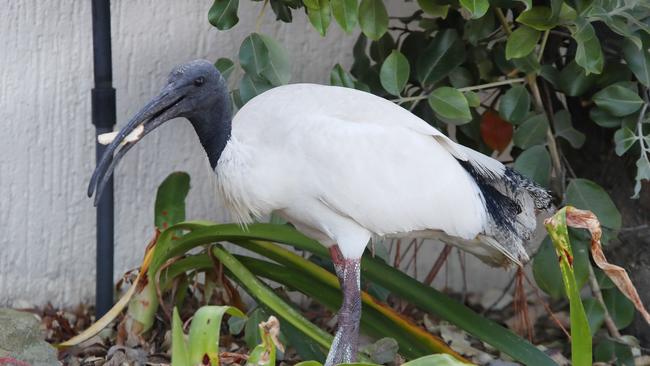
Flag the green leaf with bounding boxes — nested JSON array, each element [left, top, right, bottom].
[[239, 73, 273, 104], [464, 91, 480, 107], [595, 268, 615, 290], [515, 0, 532, 11], [499, 85, 531, 124], [208, 0, 239, 30], [513, 114, 548, 149], [464, 12, 496, 45], [594, 339, 634, 366], [258, 34, 292, 86], [572, 17, 604, 75], [622, 33, 650, 87], [210, 245, 335, 350], [379, 50, 410, 96], [506, 26, 540, 60], [449, 67, 474, 88], [545, 208, 592, 366], [514, 145, 550, 187], [369, 32, 394, 64], [428, 87, 472, 124], [214, 58, 235, 80], [244, 307, 269, 348], [332, 0, 358, 33], [582, 298, 606, 336], [351, 33, 370, 77], [633, 157, 650, 198], [533, 233, 590, 299], [239, 33, 269, 76], [559, 60, 597, 96], [402, 354, 473, 365], [304, 0, 331, 36], [512, 54, 540, 74], [539, 65, 560, 88], [602, 288, 635, 330], [565, 178, 622, 230], [228, 313, 246, 334], [171, 308, 190, 366], [155, 172, 190, 231], [493, 44, 516, 75], [459, 0, 489, 19], [592, 84, 644, 117], [270, 0, 293, 22], [155, 222, 556, 366], [358, 0, 388, 41], [516, 7, 557, 31], [416, 29, 465, 86], [554, 110, 585, 149], [330, 64, 356, 88], [282, 320, 328, 362], [614, 127, 637, 156], [417, 0, 449, 18], [589, 107, 622, 128], [188, 306, 246, 365], [597, 62, 633, 89]]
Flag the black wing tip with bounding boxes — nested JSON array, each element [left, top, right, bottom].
[[503, 167, 554, 210]]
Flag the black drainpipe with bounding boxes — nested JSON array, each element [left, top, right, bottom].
[[91, 0, 116, 318]]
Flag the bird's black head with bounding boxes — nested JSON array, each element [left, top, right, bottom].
[[88, 59, 232, 205]]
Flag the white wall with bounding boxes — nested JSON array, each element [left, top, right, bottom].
[[0, 1, 515, 307]]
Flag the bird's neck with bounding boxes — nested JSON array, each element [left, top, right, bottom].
[[190, 93, 232, 170]]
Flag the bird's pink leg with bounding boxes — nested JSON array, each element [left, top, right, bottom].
[[325, 245, 361, 366]]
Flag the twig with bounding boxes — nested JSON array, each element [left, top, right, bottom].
[[587, 264, 622, 338], [393, 239, 402, 268], [391, 78, 526, 104], [423, 244, 453, 286], [482, 273, 516, 314], [523, 271, 571, 339], [528, 74, 563, 183], [457, 250, 467, 303], [255, 0, 269, 32], [514, 268, 534, 341], [538, 30, 550, 62]]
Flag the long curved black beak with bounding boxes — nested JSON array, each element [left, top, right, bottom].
[[88, 84, 187, 205]]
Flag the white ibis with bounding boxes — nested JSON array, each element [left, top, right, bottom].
[[88, 59, 552, 365]]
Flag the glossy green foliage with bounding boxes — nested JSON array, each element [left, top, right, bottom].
[[154, 172, 190, 231], [172, 306, 246, 366]]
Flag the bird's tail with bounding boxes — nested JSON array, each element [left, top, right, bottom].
[[456, 146, 554, 267]]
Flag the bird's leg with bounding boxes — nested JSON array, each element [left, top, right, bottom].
[[325, 245, 361, 366]]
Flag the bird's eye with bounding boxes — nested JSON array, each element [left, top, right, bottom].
[[194, 77, 205, 87]]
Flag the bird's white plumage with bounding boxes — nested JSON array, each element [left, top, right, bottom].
[[215, 84, 532, 262]]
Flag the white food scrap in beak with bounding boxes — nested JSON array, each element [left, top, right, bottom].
[[97, 124, 145, 146]]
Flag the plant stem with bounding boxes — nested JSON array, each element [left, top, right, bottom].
[[527, 74, 563, 184], [255, 0, 269, 32], [538, 30, 550, 62], [495, 8, 512, 35], [391, 78, 526, 104], [458, 78, 527, 92]]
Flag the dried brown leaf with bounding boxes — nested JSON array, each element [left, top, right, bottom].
[[564, 206, 650, 324], [260, 315, 285, 353]]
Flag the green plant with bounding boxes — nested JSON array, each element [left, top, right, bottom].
[[207, 0, 650, 362], [64, 171, 558, 364], [171, 306, 246, 366]]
